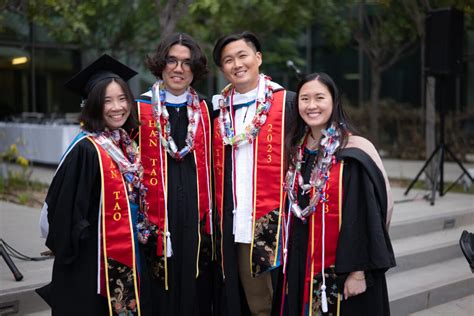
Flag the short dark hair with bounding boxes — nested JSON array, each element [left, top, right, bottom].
[[285, 72, 356, 168], [146, 33, 208, 83], [79, 77, 139, 133], [213, 31, 261, 67]]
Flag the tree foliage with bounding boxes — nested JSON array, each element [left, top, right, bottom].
[[25, 0, 158, 57], [2, 0, 472, 139]]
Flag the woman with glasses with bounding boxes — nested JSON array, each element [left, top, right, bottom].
[[136, 33, 214, 316]]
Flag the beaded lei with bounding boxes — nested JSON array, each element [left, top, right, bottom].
[[151, 80, 201, 160], [217, 74, 273, 147], [284, 124, 341, 219]]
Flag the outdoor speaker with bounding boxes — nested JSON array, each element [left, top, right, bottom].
[[425, 7, 464, 75]]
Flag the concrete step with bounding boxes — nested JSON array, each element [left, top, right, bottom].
[[409, 294, 474, 316], [0, 290, 49, 316], [390, 224, 474, 274], [389, 192, 474, 240], [388, 257, 474, 316]]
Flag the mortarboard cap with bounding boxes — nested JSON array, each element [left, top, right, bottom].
[[64, 54, 138, 99]]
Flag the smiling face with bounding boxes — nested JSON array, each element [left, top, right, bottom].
[[220, 39, 262, 94], [298, 79, 333, 139], [162, 44, 193, 96], [102, 80, 131, 130]]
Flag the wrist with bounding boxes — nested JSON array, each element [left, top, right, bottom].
[[350, 271, 365, 281]]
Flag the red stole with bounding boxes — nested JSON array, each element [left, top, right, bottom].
[[138, 99, 212, 288], [302, 160, 343, 316], [87, 137, 140, 314], [213, 89, 287, 276]]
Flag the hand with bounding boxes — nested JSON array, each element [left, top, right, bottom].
[[343, 271, 366, 300]]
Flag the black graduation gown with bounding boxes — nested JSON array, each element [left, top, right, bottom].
[[284, 148, 396, 316], [38, 139, 109, 315], [215, 90, 296, 316], [139, 102, 213, 316]]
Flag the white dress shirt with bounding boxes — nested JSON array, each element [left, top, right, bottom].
[[232, 87, 258, 243]]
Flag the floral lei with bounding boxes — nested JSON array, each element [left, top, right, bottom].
[[93, 128, 150, 244], [217, 74, 274, 146], [151, 81, 201, 160], [284, 124, 341, 219]]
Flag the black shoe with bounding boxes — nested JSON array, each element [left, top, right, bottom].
[[459, 230, 474, 273]]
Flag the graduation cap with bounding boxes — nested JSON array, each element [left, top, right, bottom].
[[64, 54, 138, 99]]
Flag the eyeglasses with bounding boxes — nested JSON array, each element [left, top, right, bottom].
[[165, 57, 192, 70]]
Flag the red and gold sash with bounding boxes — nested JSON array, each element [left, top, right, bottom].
[[88, 137, 140, 316], [302, 160, 343, 316], [213, 89, 287, 277], [138, 99, 212, 288]]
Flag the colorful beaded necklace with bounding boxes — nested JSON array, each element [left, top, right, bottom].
[[284, 124, 341, 219], [217, 74, 274, 146], [93, 128, 150, 243], [151, 81, 201, 160]]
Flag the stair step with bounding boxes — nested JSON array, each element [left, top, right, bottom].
[[0, 289, 49, 316], [390, 224, 474, 273], [389, 192, 474, 240], [409, 294, 474, 316], [388, 257, 474, 315]]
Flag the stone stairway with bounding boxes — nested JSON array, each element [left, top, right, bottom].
[[387, 188, 474, 315]]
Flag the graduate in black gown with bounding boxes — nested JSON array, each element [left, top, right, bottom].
[[211, 31, 296, 316], [136, 33, 214, 316], [37, 55, 149, 315], [280, 73, 395, 316]]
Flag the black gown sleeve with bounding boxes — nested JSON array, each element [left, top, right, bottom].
[[45, 139, 101, 264], [335, 153, 396, 274]]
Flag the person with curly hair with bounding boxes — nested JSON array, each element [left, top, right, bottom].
[[136, 33, 214, 316]]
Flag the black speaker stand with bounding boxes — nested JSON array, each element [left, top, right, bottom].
[[405, 143, 473, 205], [404, 76, 473, 205]]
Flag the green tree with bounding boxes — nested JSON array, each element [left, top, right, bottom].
[[182, 0, 317, 90], [350, 1, 418, 147]]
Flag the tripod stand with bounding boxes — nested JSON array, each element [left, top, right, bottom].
[[404, 76, 473, 205], [0, 240, 23, 281]]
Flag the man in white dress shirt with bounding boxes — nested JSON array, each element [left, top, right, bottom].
[[212, 31, 295, 316]]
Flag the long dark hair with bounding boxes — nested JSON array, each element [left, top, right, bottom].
[[285, 72, 356, 168], [79, 77, 139, 133], [146, 33, 208, 83]]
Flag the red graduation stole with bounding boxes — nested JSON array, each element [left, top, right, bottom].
[[137, 99, 212, 288], [213, 89, 287, 277], [302, 160, 343, 316], [88, 137, 141, 315]]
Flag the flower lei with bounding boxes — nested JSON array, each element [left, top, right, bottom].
[[217, 74, 274, 146], [93, 128, 150, 244], [151, 81, 201, 160], [284, 124, 341, 219]]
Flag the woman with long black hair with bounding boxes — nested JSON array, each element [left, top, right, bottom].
[[281, 72, 395, 316]]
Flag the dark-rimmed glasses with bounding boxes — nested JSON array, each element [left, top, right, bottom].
[[165, 57, 191, 71]]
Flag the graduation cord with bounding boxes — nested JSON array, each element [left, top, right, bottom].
[[320, 202, 328, 313], [200, 113, 213, 236]]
